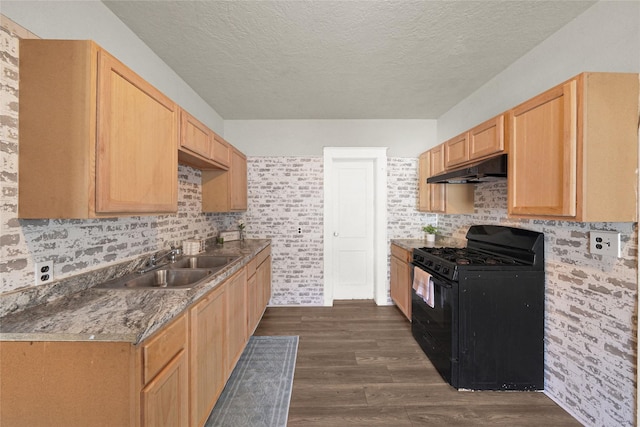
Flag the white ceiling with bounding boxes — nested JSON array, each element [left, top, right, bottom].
[[102, 0, 595, 120]]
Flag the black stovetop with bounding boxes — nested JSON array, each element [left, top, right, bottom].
[[412, 225, 544, 281]]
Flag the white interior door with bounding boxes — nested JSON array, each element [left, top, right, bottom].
[[331, 159, 374, 299]]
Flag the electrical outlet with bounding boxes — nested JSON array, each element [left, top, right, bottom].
[[589, 231, 621, 257], [35, 260, 54, 285]]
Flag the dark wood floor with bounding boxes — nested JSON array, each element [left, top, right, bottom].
[[254, 300, 582, 427]]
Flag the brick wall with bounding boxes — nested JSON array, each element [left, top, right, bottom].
[[244, 156, 436, 306], [439, 180, 638, 427]]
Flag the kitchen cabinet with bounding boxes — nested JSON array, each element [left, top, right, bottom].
[[444, 115, 505, 169], [190, 283, 226, 427], [468, 115, 505, 162], [225, 268, 248, 376], [257, 251, 272, 312], [444, 132, 469, 168], [179, 109, 230, 170], [390, 244, 412, 320], [418, 146, 474, 214], [141, 315, 189, 427], [141, 350, 189, 427], [417, 152, 431, 211], [247, 245, 272, 335], [0, 312, 189, 427], [508, 72, 639, 221], [212, 135, 232, 170], [18, 39, 178, 218], [1, 245, 271, 427], [202, 147, 248, 212]]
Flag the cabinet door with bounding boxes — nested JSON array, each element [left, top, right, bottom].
[[417, 152, 431, 212], [230, 149, 248, 211], [469, 115, 504, 161], [212, 135, 231, 170], [96, 50, 178, 213], [247, 273, 259, 335], [225, 268, 248, 376], [444, 132, 469, 168], [508, 80, 577, 217], [390, 246, 411, 320], [190, 289, 226, 427], [141, 350, 189, 427], [180, 110, 211, 160], [257, 255, 272, 311], [429, 145, 446, 213]]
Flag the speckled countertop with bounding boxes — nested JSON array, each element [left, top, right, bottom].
[[0, 239, 270, 345]]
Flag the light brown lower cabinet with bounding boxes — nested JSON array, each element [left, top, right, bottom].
[[0, 246, 273, 427], [142, 349, 190, 427], [225, 268, 249, 376], [0, 312, 189, 427], [190, 284, 226, 427], [247, 246, 272, 335], [390, 244, 412, 320]]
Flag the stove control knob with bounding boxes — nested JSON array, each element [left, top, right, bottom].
[[442, 267, 450, 275]]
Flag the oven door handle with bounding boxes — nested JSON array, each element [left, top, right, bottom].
[[411, 263, 453, 288]]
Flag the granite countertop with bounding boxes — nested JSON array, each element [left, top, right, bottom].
[[0, 239, 270, 345], [391, 236, 465, 251]]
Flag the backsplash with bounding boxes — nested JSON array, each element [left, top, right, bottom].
[[439, 180, 638, 427]]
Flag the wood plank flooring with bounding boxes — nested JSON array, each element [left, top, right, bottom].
[[254, 300, 582, 427]]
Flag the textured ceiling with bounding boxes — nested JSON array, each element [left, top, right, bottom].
[[102, 0, 595, 120]]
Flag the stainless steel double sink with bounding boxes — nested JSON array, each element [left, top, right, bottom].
[[94, 256, 240, 290]]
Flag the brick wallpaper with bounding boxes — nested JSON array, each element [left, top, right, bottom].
[[439, 180, 638, 427], [245, 157, 324, 305], [387, 157, 437, 239], [243, 156, 436, 306]]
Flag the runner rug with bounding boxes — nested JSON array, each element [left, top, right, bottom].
[[205, 335, 299, 427]]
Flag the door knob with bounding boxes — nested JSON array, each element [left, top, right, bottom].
[[333, 232, 339, 237]]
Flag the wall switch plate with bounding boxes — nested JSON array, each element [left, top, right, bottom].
[[589, 231, 621, 257], [35, 260, 54, 285]]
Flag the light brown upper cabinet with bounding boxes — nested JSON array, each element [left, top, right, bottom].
[[444, 115, 505, 169], [418, 147, 474, 214], [417, 151, 431, 211], [508, 72, 639, 221], [468, 115, 505, 161], [178, 109, 230, 170], [202, 147, 248, 212], [19, 40, 178, 218], [211, 134, 231, 170], [444, 132, 469, 168]]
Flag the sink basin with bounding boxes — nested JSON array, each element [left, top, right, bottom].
[[170, 255, 240, 270], [95, 268, 213, 290]]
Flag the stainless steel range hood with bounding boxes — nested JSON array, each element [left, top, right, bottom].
[[426, 154, 507, 184]]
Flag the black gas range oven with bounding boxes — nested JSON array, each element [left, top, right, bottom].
[[411, 225, 545, 391]]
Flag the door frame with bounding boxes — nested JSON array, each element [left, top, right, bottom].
[[323, 147, 388, 306]]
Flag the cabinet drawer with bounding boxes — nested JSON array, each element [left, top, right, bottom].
[[256, 246, 271, 266], [246, 258, 257, 278], [142, 313, 188, 384], [391, 244, 411, 263]]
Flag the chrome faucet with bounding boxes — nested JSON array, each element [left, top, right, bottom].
[[139, 246, 181, 274]]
